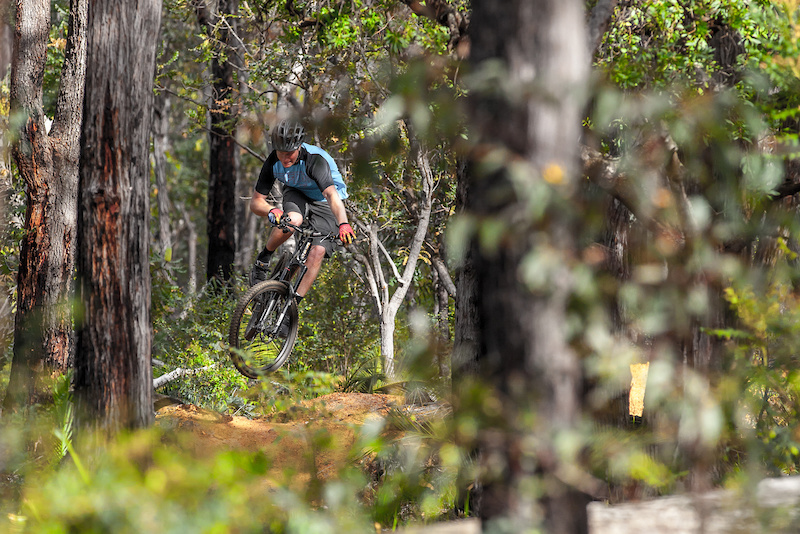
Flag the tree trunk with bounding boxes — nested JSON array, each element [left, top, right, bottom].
[[463, 0, 590, 531], [235, 162, 258, 274], [74, 0, 161, 433], [380, 316, 396, 376], [452, 158, 480, 381], [197, 0, 240, 283], [152, 91, 173, 268], [0, 2, 11, 79], [430, 263, 450, 378], [180, 205, 199, 294], [380, 125, 434, 378], [3, 0, 87, 411]]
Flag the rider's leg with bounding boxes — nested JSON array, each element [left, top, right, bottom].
[[296, 244, 326, 297], [251, 210, 304, 285], [291, 193, 337, 297]]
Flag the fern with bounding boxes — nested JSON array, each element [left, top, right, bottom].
[[51, 370, 74, 464]]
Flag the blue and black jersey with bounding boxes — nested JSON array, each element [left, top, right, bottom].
[[255, 143, 348, 202]]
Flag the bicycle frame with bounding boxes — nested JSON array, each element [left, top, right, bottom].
[[256, 219, 336, 335]]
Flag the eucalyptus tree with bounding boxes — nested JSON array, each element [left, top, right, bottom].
[[461, 0, 591, 530], [195, 0, 242, 283], [3, 0, 87, 411], [349, 121, 438, 378], [74, 0, 162, 432]]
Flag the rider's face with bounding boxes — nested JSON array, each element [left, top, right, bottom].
[[276, 149, 300, 168]]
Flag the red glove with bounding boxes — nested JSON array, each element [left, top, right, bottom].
[[268, 208, 283, 225], [338, 222, 355, 244]]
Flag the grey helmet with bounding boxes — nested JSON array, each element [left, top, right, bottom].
[[271, 119, 305, 151]]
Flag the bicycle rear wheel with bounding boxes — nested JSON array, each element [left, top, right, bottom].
[[228, 280, 299, 378]]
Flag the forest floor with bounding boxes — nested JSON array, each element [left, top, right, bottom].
[[154, 365, 649, 485], [151, 369, 652, 533], [154, 391, 431, 486]]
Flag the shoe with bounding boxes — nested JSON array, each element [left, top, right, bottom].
[[277, 313, 292, 338], [249, 259, 270, 286]]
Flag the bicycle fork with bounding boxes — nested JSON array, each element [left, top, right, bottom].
[[254, 242, 312, 337], [254, 293, 289, 337]]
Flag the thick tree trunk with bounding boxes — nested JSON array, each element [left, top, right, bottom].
[[197, 0, 240, 283], [463, 0, 590, 531], [74, 0, 161, 432], [3, 0, 87, 411]]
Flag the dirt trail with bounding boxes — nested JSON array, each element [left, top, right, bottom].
[[154, 366, 647, 487], [155, 392, 405, 482]]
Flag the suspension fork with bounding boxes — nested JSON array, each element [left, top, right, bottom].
[[256, 264, 308, 336], [260, 232, 312, 333], [254, 281, 293, 335]]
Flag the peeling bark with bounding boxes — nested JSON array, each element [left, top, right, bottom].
[[3, 0, 87, 411], [74, 0, 161, 433]]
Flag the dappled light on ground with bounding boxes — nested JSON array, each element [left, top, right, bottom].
[[155, 392, 405, 484]]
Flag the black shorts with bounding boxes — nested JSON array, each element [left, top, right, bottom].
[[282, 188, 339, 257]]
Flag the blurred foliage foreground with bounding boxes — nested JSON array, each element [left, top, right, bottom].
[[4, 245, 800, 533], [6, 181, 800, 534], [0, 385, 464, 533], [4, 269, 800, 534]]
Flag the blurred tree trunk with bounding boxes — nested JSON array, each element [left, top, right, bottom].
[[74, 0, 161, 432], [152, 91, 173, 275], [235, 164, 258, 275], [452, 157, 480, 380], [179, 206, 199, 294], [463, 0, 591, 531], [0, 2, 11, 79], [2, 0, 87, 411], [196, 0, 240, 283]]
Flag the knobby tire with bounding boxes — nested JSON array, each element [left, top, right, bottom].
[[228, 280, 299, 378]]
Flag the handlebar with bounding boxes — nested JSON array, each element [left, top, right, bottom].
[[272, 217, 339, 241]]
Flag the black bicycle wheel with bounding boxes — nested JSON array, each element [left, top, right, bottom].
[[228, 280, 299, 378]]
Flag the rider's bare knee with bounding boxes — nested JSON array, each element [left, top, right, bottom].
[[308, 245, 326, 263]]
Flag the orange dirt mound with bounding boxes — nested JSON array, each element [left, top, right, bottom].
[[155, 392, 405, 483]]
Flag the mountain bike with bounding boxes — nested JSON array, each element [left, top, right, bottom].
[[228, 218, 339, 378]]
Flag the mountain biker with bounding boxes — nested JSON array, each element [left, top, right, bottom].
[[249, 118, 356, 309]]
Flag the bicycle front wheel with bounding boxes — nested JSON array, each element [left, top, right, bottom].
[[228, 280, 299, 378]]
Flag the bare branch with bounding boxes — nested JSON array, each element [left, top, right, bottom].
[[431, 254, 456, 297], [153, 364, 216, 390], [378, 238, 404, 284], [352, 251, 383, 315]]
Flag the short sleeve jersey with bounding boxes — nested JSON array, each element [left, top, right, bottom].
[[255, 143, 348, 202]]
